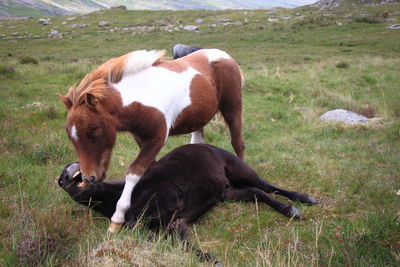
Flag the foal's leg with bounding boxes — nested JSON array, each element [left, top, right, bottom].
[[222, 187, 302, 218], [167, 218, 217, 263], [224, 154, 316, 205], [109, 137, 165, 233], [190, 128, 204, 144]]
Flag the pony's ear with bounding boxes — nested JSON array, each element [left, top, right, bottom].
[[57, 93, 72, 110], [85, 93, 99, 109]]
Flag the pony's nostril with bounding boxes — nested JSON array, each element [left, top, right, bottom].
[[89, 175, 96, 183]]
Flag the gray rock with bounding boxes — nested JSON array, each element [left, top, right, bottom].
[[215, 18, 231, 23], [111, 5, 127, 10], [48, 29, 62, 38], [66, 17, 76, 21], [38, 18, 51, 25], [320, 109, 369, 124], [70, 23, 89, 28], [98, 21, 110, 27], [195, 18, 203, 23], [387, 24, 400, 29], [183, 25, 199, 31]]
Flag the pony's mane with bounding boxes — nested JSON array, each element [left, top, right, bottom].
[[67, 50, 166, 106]]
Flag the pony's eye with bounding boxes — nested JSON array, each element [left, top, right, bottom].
[[88, 134, 98, 140], [88, 127, 102, 141]]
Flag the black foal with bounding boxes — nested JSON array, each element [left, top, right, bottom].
[[58, 144, 316, 262]]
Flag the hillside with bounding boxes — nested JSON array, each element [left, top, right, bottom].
[[313, 0, 400, 9], [0, 2, 400, 266], [0, 0, 317, 18]]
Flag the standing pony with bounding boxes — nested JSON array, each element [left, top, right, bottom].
[[57, 48, 244, 232]]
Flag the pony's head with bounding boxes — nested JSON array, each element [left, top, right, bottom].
[[57, 50, 165, 184], [58, 77, 119, 184]]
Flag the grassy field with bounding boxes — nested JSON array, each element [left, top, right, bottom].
[[1, 3, 400, 266]]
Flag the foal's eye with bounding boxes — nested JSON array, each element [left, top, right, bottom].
[[87, 128, 102, 141]]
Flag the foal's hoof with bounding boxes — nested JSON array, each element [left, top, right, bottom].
[[108, 222, 122, 233], [305, 196, 317, 205], [298, 194, 317, 205], [288, 207, 302, 219]]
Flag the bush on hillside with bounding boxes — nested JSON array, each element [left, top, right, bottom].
[[19, 56, 39, 65]]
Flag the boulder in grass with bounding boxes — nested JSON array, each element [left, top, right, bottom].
[[320, 109, 369, 124], [98, 21, 110, 27], [183, 25, 199, 31]]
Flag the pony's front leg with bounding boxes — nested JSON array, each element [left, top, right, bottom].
[[108, 137, 165, 233]]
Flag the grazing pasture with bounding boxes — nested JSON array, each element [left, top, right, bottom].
[[0, 4, 399, 266]]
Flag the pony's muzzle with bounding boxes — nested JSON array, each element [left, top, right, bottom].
[[82, 175, 96, 184]]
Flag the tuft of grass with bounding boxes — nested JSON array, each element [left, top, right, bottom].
[[353, 16, 384, 24], [335, 61, 350, 69], [19, 56, 39, 65], [0, 64, 15, 75]]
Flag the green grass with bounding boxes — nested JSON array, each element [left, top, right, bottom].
[[1, 3, 400, 266]]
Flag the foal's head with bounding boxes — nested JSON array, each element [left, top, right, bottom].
[[58, 79, 119, 184]]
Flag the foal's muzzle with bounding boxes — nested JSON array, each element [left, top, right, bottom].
[[57, 162, 82, 188]]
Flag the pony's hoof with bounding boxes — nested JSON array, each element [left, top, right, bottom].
[[108, 222, 122, 233], [289, 207, 302, 219]]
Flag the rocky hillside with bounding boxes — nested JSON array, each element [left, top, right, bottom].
[[0, 0, 71, 18], [312, 0, 399, 9], [0, 0, 316, 18]]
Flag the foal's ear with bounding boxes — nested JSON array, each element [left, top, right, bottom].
[[57, 93, 72, 110], [85, 93, 99, 109]]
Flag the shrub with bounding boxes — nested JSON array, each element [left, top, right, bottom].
[[19, 56, 39, 65], [0, 64, 15, 75], [353, 16, 383, 24], [336, 61, 350, 69]]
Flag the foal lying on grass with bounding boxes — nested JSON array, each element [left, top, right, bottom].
[[58, 144, 316, 262]]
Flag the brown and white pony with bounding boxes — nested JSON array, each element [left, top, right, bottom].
[[57, 48, 244, 232]]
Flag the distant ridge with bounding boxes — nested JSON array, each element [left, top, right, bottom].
[[312, 0, 398, 9], [0, 0, 317, 18]]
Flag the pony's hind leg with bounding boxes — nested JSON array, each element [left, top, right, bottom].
[[222, 187, 301, 219], [220, 97, 245, 159], [190, 128, 204, 144]]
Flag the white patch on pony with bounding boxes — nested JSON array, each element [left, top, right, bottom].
[[124, 50, 164, 77], [71, 125, 78, 141], [111, 174, 141, 224], [190, 130, 204, 144], [112, 66, 200, 134], [202, 49, 231, 62]]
